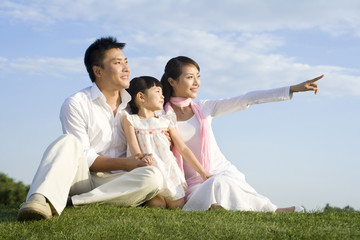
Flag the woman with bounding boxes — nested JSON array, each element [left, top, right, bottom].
[[161, 56, 323, 212]]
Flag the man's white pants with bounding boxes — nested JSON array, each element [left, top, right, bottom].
[[26, 134, 163, 215]]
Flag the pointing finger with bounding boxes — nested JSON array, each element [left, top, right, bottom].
[[309, 74, 324, 83]]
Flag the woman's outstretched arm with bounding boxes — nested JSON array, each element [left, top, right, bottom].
[[202, 74, 324, 117]]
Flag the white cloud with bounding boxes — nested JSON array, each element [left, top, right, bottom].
[[317, 67, 360, 97], [1, 27, 359, 98], [2, 0, 360, 36], [0, 1, 54, 24], [0, 57, 84, 78], [127, 29, 360, 97], [1, 1, 359, 97], [0, 56, 8, 63]]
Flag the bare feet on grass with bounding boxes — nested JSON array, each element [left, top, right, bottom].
[[276, 206, 304, 213], [209, 204, 224, 210], [275, 206, 296, 212]]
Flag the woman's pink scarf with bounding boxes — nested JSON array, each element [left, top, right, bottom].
[[165, 97, 211, 174]]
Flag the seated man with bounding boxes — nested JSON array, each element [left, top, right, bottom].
[[17, 37, 163, 221]]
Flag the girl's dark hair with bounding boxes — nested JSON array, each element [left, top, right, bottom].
[[160, 56, 200, 105], [84, 36, 126, 83], [128, 76, 162, 114]]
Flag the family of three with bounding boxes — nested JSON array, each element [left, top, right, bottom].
[[17, 36, 323, 221]]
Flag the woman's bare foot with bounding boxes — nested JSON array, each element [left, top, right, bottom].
[[275, 206, 296, 212], [209, 204, 224, 210]]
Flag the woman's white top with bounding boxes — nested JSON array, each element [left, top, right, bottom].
[[177, 87, 292, 211]]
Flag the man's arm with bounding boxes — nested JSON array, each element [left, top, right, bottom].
[[60, 95, 152, 172], [90, 154, 151, 172]]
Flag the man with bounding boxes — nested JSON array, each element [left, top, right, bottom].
[[17, 37, 163, 221]]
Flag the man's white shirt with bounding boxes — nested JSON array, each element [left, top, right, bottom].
[[60, 83, 131, 168]]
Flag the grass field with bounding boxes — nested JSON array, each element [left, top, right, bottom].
[[1, 204, 359, 239]]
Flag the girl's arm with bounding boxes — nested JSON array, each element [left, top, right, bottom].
[[123, 116, 142, 155], [169, 127, 212, 181], [122, 116, 153, 165]]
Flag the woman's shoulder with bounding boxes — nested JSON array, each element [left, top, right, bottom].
[[196, 98, 240, 117], [195, 99, 219, 112]]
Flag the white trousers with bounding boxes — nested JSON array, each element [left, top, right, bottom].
[[27, 134, 163, 215]]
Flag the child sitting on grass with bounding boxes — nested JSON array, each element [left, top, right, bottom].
[[123, 76, 212, 209]]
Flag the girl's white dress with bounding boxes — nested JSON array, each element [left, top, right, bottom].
[[176, 87, 292, 211], [125, 112, 187, 200]]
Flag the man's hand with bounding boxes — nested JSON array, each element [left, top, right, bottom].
[[164, 129, 174, 150]]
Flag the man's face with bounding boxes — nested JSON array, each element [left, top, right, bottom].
[[97, 48, 130, 89]]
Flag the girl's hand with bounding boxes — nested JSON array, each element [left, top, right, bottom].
[[200, 172, 213, 181], [141, 153, 154, 166], [290, 74, 324, 94], [127, 153, 154, 170]]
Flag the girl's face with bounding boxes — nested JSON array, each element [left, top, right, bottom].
[[170, 64, 200, 99], [141, 85, 164, 111]]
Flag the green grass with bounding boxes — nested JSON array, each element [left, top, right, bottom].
[[1, 204, 359, 240]]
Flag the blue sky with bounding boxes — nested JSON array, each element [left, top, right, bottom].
[[1, 0, 359, 211]]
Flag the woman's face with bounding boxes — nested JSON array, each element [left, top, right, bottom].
[[170, 64, 200, 99]]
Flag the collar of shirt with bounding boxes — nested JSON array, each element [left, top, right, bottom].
[[90, 83, 131, 113]]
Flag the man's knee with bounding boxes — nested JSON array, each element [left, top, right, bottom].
[[135, 166, 163, 191], [50, 134, 83, 156], [46, 134, 81, 151]]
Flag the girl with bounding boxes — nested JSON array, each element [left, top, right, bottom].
[[161, 56, 323, 212], [123, 76, 212, 209]]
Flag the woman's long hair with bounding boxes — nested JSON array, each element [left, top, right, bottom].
[[160, 56, 200, 105]]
